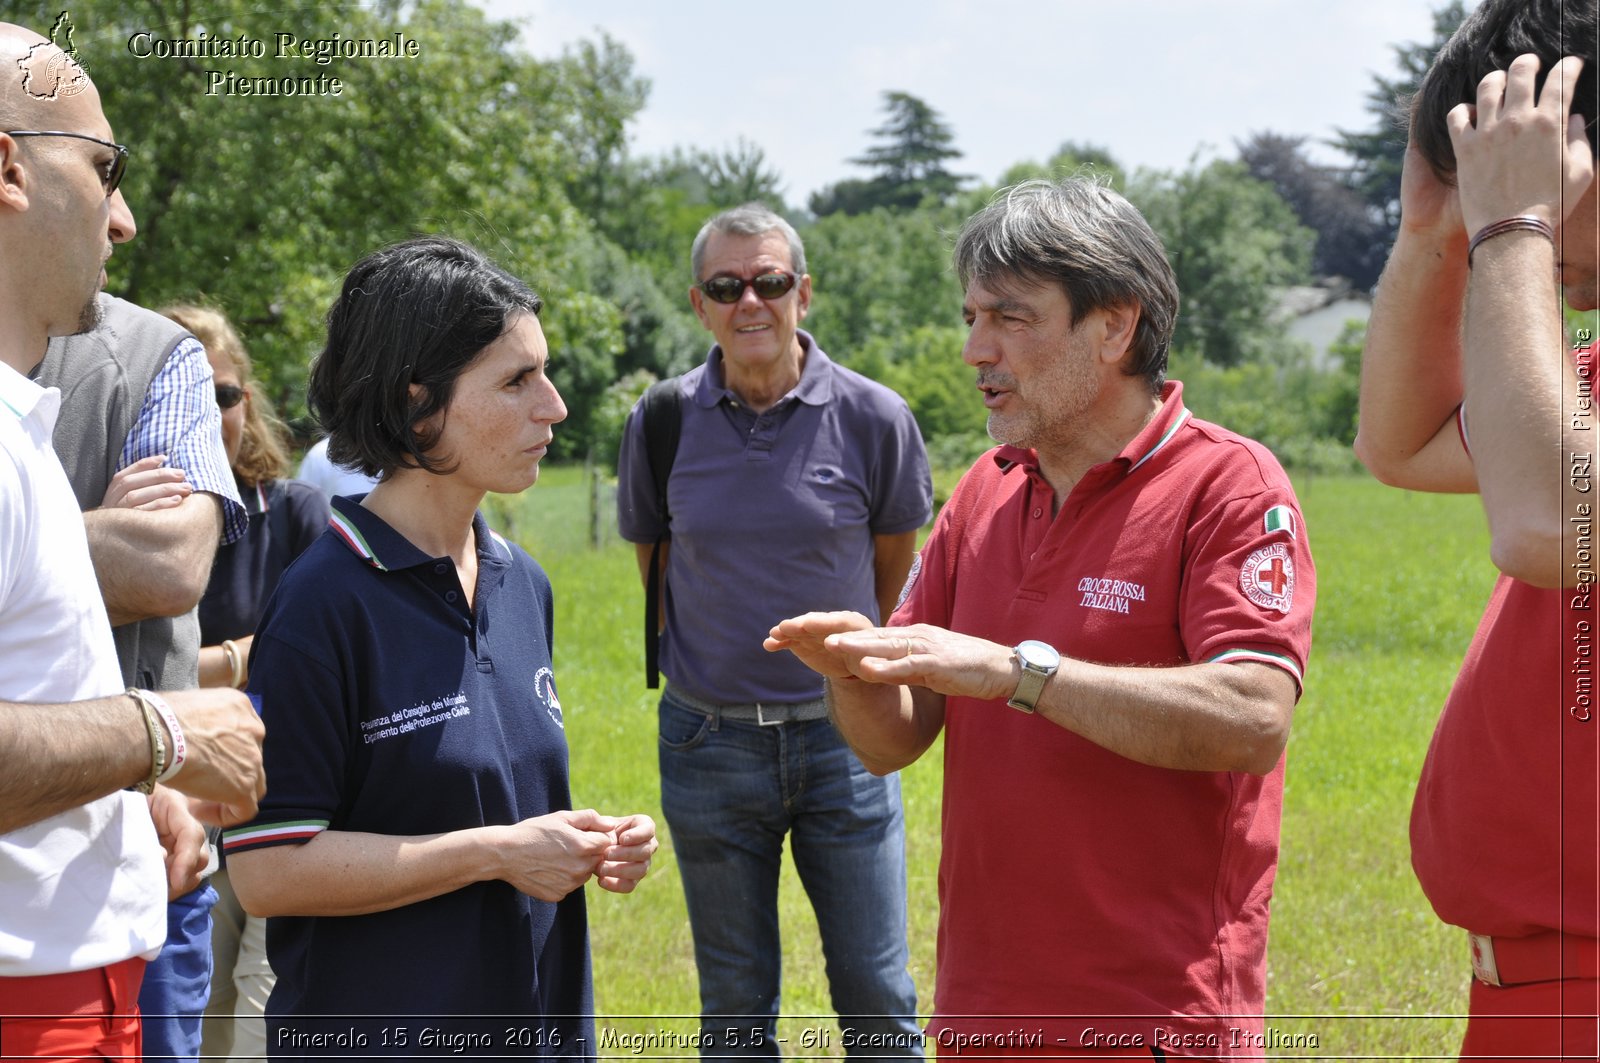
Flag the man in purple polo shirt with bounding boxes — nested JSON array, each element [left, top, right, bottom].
[[617, 203, 931, 1058]]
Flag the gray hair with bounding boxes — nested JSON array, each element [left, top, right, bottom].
[[953, 177, 1178, 392], [690, 203, 807, 281]]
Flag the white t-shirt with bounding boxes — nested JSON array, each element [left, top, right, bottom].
[[0, 360, 166, 975], [297, 437, 379, 501]]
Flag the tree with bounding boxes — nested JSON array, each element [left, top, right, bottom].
[[16, 0, 645, 459], [1000, 142, 1126, 190], [801, 205, 964, 360], [1237, 132, 1387, 288], [547, 32, 650, 223], [690, 138, 785, 206], [1331, 1, 1469, 239], [811, 91, 966, 215], [1130, 159, 1314, 367]]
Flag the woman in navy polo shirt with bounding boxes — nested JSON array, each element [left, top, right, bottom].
[[225, 237, 657, 1058]]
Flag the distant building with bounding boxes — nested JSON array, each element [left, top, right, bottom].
[[1277, 280, 1371, 368]]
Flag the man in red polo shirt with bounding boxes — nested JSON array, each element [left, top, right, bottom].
[[769, 177, 1315, 1059], [1354, 1, 1598, 1058]]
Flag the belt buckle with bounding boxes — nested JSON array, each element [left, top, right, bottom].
[[1470, 933, 1503, 987], [755, 703, 783, 727]]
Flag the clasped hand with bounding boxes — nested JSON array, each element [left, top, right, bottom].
[[498, 809, 658, 903]]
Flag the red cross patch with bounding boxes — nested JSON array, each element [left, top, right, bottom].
[[1240, 543, 1295, 613]]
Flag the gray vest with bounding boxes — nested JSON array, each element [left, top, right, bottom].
[[34, 294, 201, 690]]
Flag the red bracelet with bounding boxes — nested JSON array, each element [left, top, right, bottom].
[[1467, 215, 1555, 268]]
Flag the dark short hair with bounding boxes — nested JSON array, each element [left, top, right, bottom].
[[1412, 0, 1598, 183], [952, 177, 1179, 393], [308, 236, 542, 478]]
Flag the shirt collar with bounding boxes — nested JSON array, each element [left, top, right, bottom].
[[327, 494, 512, 573], [0, 359, 52, 425], [993, 380, 1190, 478], [694, 329, 834, 409]]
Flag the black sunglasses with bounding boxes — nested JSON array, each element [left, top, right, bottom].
[[697, 270, 799, 305], [4, 130, 129, 195], [215, 385, 246, 410]]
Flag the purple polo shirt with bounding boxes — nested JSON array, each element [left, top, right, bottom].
[[618, 332, 932, 706]]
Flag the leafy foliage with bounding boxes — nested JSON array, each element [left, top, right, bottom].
[[7, 2, 1427, 471], [810, 91, 966, 215], [1237, 132, 1387, 289], [1331, 2, 1469, 240], [1130, 159, 1315, 367]]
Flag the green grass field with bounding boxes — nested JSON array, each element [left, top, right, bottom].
[[493, 466, 1497, 1060]]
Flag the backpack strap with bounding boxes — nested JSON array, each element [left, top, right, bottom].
[[640, 378, 683, 689]]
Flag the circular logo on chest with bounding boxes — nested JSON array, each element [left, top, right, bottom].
[[534, 667, 563, 728]]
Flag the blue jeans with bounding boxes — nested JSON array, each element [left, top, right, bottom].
[[658, 691, 922, 1059], [137, 881, 218, 1062]]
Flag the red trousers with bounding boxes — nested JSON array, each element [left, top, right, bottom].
[[1461, 977, 1600, 1061], [0, 957, 145, 1060]]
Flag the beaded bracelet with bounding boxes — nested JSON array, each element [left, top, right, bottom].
[[1467, 215, 1556, 268], [129, 688, 166, 795]]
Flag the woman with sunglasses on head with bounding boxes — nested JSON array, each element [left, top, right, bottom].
[[154, 304, 329, 1063], [223, 236, 657, 1058]]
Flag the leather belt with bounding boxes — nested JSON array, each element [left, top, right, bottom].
[[664, 683, 829, 726]]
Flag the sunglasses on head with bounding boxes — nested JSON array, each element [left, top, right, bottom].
[[4, 130, 129, 195], [696, 270, 799, 305], [215, 385, 246, 410]]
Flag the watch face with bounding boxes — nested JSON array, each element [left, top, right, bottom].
[[1016, 640, 1059, 670]]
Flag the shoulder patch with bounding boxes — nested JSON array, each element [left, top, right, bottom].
[[1241, 542, 1295, 614], [1263, 505, 1295, 540]]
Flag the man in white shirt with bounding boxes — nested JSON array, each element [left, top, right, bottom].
[[0, 22, 265, 1058]]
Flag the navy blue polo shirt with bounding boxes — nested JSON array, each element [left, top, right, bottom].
[[198, 475, 328, 644], [225, 497, 592, 1057]]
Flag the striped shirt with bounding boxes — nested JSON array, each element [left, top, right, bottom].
[[121, 337, 245, 543]]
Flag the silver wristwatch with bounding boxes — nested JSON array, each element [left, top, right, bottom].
[[1007, 640, 1060, 713]]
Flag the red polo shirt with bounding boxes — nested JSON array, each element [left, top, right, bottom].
[[1411, 344, 1600, 945], [894, 381, 1315, 1054]]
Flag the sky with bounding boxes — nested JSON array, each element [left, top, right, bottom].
[[478, 0, 1454, 205]]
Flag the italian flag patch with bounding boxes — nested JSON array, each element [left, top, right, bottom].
[[1263, 505, 1295, 540]]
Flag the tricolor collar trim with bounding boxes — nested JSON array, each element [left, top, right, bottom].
[[1127, 408, 1190, 473], [328, 509, 388, 571]]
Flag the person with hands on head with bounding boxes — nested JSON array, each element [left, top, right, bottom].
[[224, 236, 656, 1059], [1355, 1, 1600, 1058], [0, 21, 264, 1061], [769, 177, 1316, 1058]]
